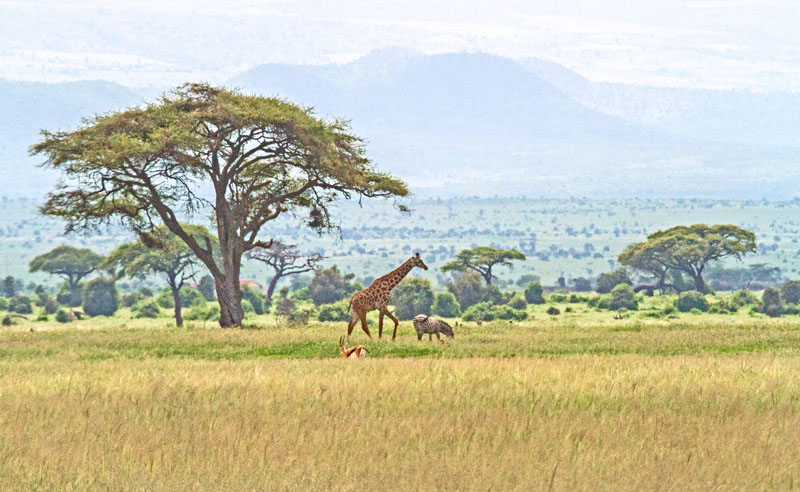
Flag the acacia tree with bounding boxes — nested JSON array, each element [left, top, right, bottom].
[[103, 225, 214, 327], [618, 224, 756, 294], [32, 83, 407, 327], [247, 241, 323, 300], [441, 246, 525, 285], [29, 245, 104, 305]]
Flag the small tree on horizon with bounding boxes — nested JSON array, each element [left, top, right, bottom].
[[441, 246, 525, 285], [247, 241, 323, 301], [29, 245, 103, 305]]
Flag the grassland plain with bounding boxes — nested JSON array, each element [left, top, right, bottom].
[[2, 314, 800, 490]]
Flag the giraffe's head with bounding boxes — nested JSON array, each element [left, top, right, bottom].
[[412, 252, 428, 270]]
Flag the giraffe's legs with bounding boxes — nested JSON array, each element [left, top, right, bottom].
[[359, 310, 371, 338], [347, 314, 358, 336], [378, 311, 384, 339], [382, 309, 400, 341]]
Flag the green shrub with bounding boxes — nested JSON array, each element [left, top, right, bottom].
[[242, 287, 268, 315], [609, 284, 637, 311], [662, 306, 677, 316], [546, 306, 561, 315], [83, 278, 119, 317], [120, 291, 145, 308], [185, 303, 220, 321], [548, 293, 567, 303], [596, 268, 632, 294], [8, 296, 32, 314], [393, 277, 434, 320], [0, 297, 7, 310], [156, 289, 174, 308], [43, 297, 58, 314], [198, 275, 216, 301], [784, 304, 800, 315], [690, 308, 702, 315], [55, 309, 70, 323], [292, 287, 312, 301], [36, 313, 48, 322], [508, 294, 528, 311], [762, 287, 783, 318], [676, 291, 708, 313], [135, 301, 160, 318], [432, 292, 461, 318], [731, 290, 759, 307], [317, 301, 351, 322], [523, 281, 545, 304], [242, 299, 255, 314], [780, 281, 800, 305], [180, 287, 207, 308]]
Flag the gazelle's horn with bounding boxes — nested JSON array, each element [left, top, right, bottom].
[[339, 336, 344, 348]]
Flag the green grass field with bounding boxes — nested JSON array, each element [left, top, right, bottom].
[[2, 308, 800, 490]]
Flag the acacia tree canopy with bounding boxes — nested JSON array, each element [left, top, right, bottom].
[[29, 245, 103, 289], [441, 246, 525, 285], [247, 241, 323, 300], [618, 224, 756, 294], [103, 224, 214, 327], [32, 83, 408, 327]]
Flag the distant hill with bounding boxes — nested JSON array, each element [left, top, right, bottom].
[[0, 80, 142, 196], [2, 52, 800, 199]]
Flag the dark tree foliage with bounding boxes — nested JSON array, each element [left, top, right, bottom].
[[82, 278, 119, 317], [8, 296, 32, 314], [392, 277, 434, 320], [596, 269, 632, 294], [308, 265, 354, 306], [524, 281, 545, 304], [2, 276, 15, 298], [32, 83, 407, 327], [780, 280, 800, 305], [762, 287, 784, 317], [447, 271, 486, 310], [675, 291, 709, 313], [441, 246, 525, 285], [247, 241, 323, 300], [198, 275, 216, 301], [29, 246, 103, 292], [619, 224, 756, 294], [432, 291, 461, 318]]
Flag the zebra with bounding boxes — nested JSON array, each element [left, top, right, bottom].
[[412, 314, 454, 341]]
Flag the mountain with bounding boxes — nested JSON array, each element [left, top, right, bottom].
[[0, 80, 143, 196]]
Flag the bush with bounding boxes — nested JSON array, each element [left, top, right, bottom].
[[43, 297, 59, 315], [308, 266, 352, 306], [462, 302, 526, 322], [393, 277, 434, 320], [139, 287, 154, 297], [36, 313, 48, 322], [185, 303, 220, 321], [596, 269, 632, 294], [317, 300, 351, 322], [690, 308, 702, 315], [55, 309, 70, 323], [609, 284, 637, 311], [156, 289, 174, 308], [432, 292, 461, 318], [524, 281, 545, 304], [135, 301, 160, 318], [242, 287, 268, 315], [242, 299, 255, 314], [546, 306, 561, 316], [780, 280, 800, 305], [676, 291, 708, 313], [8, 296, 32, 314], [0, 297, 7, 310], [508, 294, 528, 311], [120, 291, 145, 308], [731, 290, 759, 307], [180, 287, 207, 308], [448, 272, 486, 310], [292, 287, 312, 301], [548, 293, 567, 303], [198, 275, 216, 301], [588, 295, 612, 310], [83, 278, 119, 317], [762, 287, 784, 317]]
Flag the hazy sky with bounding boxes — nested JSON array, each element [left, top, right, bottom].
[[1, 0, 799, 89]]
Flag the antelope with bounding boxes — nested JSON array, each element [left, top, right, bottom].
[[339, 336, 368, 359]]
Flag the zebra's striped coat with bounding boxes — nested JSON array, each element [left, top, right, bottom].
[[412, 314, 454, 341]]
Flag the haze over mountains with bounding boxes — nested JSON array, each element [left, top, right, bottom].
[[2, 51, 799, 199]]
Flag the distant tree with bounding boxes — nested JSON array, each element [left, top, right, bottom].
[[619, 224, 756, 294], [608, 284, 637, 311], [676, 291, 709, 313], [516, 273, 540, 287], [441, 246, 525, 285], [524, 281, 545, 304], [596, 269, 632, 294], [762, 287, 784, 317], [781, 280, 800, 305], [8, 295, 32, 314], [32, 83, 407, 327], [571, 277, 592, 292], [103, 225, 214, 327], [2, 276, 15, 298], [198, 275, 216, 301], [247, 241, 323, 300], [447, 271, 486, 310], [308, 265, 353, 306], [432, 292, 461, 318], [82, 278, 119, 317], [29, 246, 103, 304], [392, 277, 434, 320]]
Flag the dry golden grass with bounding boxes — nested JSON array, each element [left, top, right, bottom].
[[2, 351, 800, 490]]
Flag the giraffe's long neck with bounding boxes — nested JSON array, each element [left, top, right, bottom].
[[383, 259, 415, 290]]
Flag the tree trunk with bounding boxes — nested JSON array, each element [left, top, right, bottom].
[[483, 268, 493, 285], [214, 275, 244, 327], [692, 274, 707, 294], [171, 285, 183, 327], [266, 273, 280, 301]]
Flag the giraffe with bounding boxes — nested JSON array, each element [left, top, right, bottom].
[[347, 253, 428, 340]]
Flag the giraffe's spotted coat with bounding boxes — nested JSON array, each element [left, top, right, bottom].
[[347, 253, 428, 340]]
